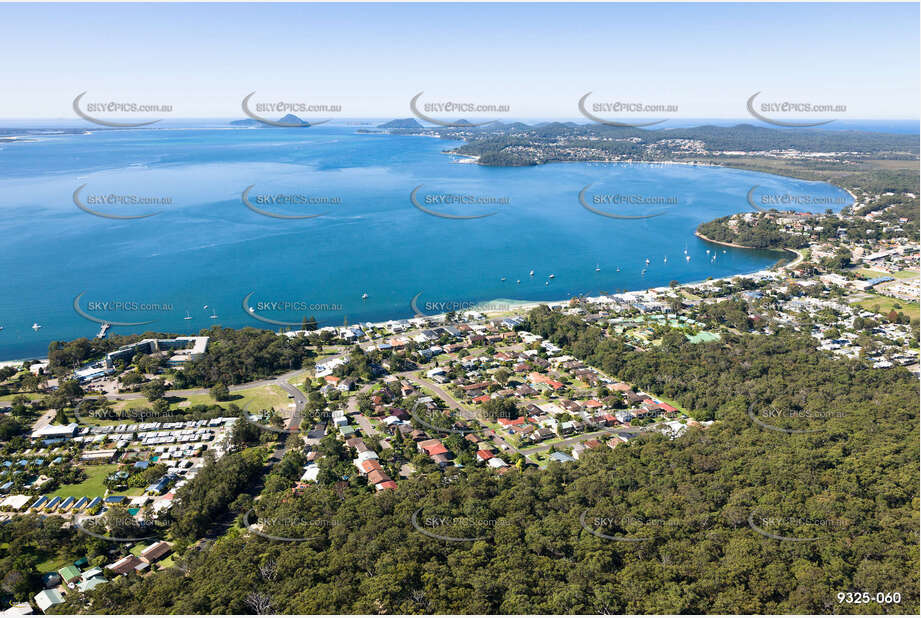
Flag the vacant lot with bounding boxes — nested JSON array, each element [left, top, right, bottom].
[[852, 294, 920, 321], [111, 384, 290, 414], [50, 463, 118, 498]]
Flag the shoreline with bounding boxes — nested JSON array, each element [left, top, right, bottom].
[[695, 230, 800, 268], [693, 230, 756, 250], [0, 133, 846, 363]]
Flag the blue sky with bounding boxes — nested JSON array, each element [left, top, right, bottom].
[[1, 2, 918, 119]]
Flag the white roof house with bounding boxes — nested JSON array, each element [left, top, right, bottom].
[[300, 464, 320, 483]]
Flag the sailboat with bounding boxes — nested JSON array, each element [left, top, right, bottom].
[[209, 307, 218, 319], [184, 310, 192, 320]]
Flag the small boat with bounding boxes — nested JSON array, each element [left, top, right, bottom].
[[529, 270, 535, 277], [548, 274, 555, 279], [663, 256, 667, 263], [595, 264, 600, 272], [183, 310, 192, 320], [545, 281, 549, 285], [500, 277, 506, 281], [706, 249, 710, 254], [516, 280, 520, 284], [645, 258, 650, 265], [685, 255, 691, 262], [32, 323, 41, 331], [722, 250, 727, 253], [616, 267, 620, 272], [362, 293, 369, 300]]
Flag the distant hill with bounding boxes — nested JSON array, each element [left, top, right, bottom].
[[278, 114, 309, 126], [230, 114, 310, 127], [378, 118, 422, 129]]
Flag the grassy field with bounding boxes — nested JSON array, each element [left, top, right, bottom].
[[180, 385, 290, 412], [0, 392, 46, 405], [856, 268, 891, 279], [110, 384, 291, 414], [49, 464, 118, 498], [856, 268, 918, 280], [852, 294, 920, 321], [678, 289, 703, 301], [35, 558, 66, 573], [286, 370, 311, 387]]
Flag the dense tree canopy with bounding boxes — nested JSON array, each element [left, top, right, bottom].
[[48, 307, 918, 615]]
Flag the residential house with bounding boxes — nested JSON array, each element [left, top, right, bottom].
[[140, 541, 172, 563], [33, 590, 64, 614], [107, 555, 143, 576]]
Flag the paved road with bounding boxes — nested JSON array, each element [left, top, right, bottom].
[[519, 427, 632, 456], [277, 381, 306, 431], [31, 409, 56, 433], [414, 375, 522, 455]]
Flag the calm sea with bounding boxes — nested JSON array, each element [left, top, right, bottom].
[[0, 123, 853, 360]]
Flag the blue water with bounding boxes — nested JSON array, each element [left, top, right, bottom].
[[0, 125, 852, 360]]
